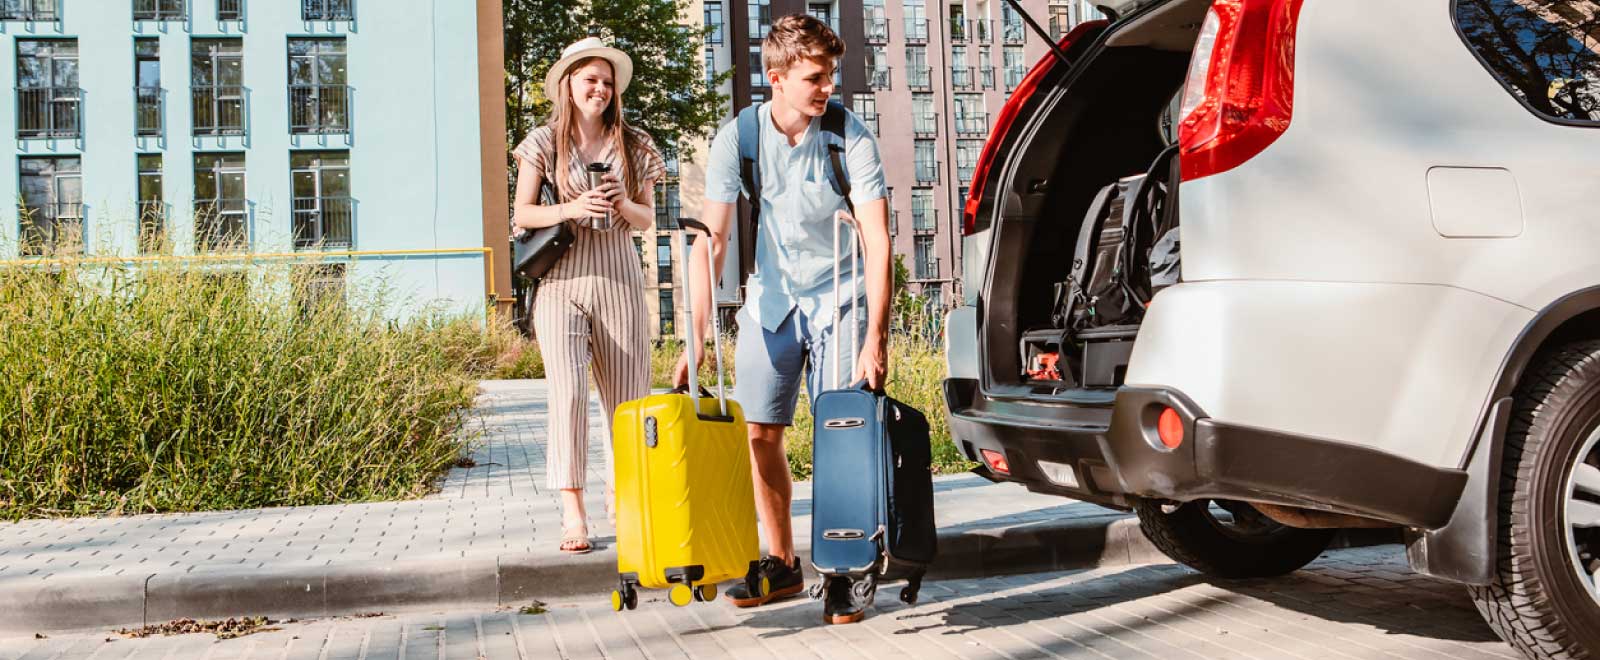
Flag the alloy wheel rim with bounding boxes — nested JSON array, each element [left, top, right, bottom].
[[1563, 426, 1600, 608]]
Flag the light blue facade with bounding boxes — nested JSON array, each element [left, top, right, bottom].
[[0, 0, 496, 318]]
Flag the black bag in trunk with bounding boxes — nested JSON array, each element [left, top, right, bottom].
[[1056, 145, 1180, 333]]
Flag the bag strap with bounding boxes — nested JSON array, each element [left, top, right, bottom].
[[1064, 183, 1117, 319], [821, 101, 854, 215], [736, 103, 762, 286], [1116, 145, 1181, 306]]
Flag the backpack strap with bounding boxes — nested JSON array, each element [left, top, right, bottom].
[[821, 101, 853, 215], [735, 103, 763, 286], [1057, 182, 1118, 329]]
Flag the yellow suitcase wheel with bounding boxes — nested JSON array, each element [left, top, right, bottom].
[[610, 590, 624, 612], [668, 583, 694, 607], [694, 583, 717, 603]]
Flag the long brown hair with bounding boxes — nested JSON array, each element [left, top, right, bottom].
[[546, 56, 645, 202]]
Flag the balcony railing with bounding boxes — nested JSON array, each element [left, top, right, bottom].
[[292, 196, 353, 250], [958, 162, 977, 183], [301, 0, 352, 21], [1, 0, 58, 21], [951, 66, 974, 90], [974, 19, 993, 43], [289, 84, 350, 135], [950, 18, 969, 43], [16, 86, 82, 139], [864, 17, 888, 43], [138, 199, 165, 253], [980, 65, 996, 90], [135, 86, 163, 137], [859, 111, 879, 137], [194, 198, 248, 252], [903, 18, 927, 43], [217, 0, 243, 20], [913, 208, 937, 234], [1004, 66, 1026, 92], [915, 160, 938, 184], [955, 112, 988, 136], [916, 257, 940, 280], [1049, 15, 1072, 41], [133, 0, 185, 20], [18, 202, 83, 256], [192, 85, 247, 136], [913, 112, 937, 137], [1003, 19, 1025, 44], [907, 66, 932, 91], [868, 67, 891, 91]]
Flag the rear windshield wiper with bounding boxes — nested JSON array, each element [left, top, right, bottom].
[[999, 0, 1121, 69]]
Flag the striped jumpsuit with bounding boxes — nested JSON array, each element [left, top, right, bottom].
[[513, 125, 663, 491]]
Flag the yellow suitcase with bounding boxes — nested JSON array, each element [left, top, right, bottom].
[[609, 220, 763, 611]]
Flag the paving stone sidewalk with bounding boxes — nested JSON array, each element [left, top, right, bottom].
[[0, 380, 1149, 634], [0, 546, 1519, 660]]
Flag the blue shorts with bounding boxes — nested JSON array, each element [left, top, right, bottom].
[[733, 304, 868, 426]]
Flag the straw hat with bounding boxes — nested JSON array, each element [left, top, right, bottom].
[[543, 37, 633, 102]]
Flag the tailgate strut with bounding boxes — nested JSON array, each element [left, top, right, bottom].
[[999, 0, 1075, 68]]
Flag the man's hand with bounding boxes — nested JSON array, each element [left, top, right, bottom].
[[671, 347, 707, 389], [853, 335, 888, 391]]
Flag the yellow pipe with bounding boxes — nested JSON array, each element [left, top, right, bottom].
[[0, 247, 501, 323]]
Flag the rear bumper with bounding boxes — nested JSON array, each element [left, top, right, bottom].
[[945, 379, 1468, 528]]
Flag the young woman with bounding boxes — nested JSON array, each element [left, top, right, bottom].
[[511, 37, 664, 554]]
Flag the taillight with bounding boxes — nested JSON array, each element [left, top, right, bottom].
[[962, 20, 1108, 236], [1177, 0, 1305, 181]]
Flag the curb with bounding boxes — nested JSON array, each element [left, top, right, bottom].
[[1, 516, 1400, 634]]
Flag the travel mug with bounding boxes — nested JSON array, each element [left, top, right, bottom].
[[587, 163, 612, 228]]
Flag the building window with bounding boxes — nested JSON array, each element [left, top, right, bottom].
[[864, 0, 888, 43], [807, 2, 836, 34], [193, 152, 247, 252], [288, 38, 350, 135], [906, 46, 931, 90], [633, 235, 645, 268], [138, 154, 164, 253], [955, 94, 986, 135], [704, 48, 717, 88], [15, 39, 81, 139], [301, 0, 353, 21], [291, 151, 352, 250], [911, 188, 935, 234], [867, 45, 890, 91], [704, 1, 724, 44], [1004, 46, 1026, 92], [18, 156, 82, 256], [655, 181, 680, 230], [135, 38, 162, 137], [656, 235, 674, 285], [952, 44, 972, 90], [914, 235, 936, 279], [217, 0, 243, 21], [903, 0, 927, 43], [912, 94, 936, 137], [192, 39, 246, 136], [1455, 0, 1600, 124], [295, 263, 346, 316], [1002, 3, 1025, 44], [957, 139, 983, 183], [748, 0, 770, 39], [853, 94, 878, 136], [133, 0, 185, 21], [750, 45, 766, 87], [1, 0, 58, 21], [659, 289, 675, 336], [914, 140, 937, 184]]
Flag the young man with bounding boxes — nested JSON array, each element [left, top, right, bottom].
[[671, 14, 891, 624]]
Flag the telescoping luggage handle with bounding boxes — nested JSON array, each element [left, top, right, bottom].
[[832, 209, 864, 392], [677, 218, 729, 418]]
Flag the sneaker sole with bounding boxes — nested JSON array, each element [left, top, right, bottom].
[[825, 610, 866, 625], [724, 583, 805, 608]]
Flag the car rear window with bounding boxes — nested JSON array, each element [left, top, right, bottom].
[[1453, 0, 1599, 125]]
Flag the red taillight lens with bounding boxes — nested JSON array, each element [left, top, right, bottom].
[[980, 449, 1011, 475], [1177, 0, 1305, 181], [963, 20, 1108, 236]]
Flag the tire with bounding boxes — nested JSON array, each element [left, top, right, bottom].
[[1468, 340, 1600, 659], [1135, 498, 1335, 579]]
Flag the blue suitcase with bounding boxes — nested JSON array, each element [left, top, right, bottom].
[[809, 211, 937, 607]]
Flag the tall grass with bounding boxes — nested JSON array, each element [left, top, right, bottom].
[[0, 259, 499, 520]]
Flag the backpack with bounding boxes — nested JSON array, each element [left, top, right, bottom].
[[1054, 145, 1179, 332], [735, 100, 853, 286]]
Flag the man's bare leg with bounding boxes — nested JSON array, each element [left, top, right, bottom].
[[749, 422, 794, 563]]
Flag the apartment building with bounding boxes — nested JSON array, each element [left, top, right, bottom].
[[687, 0, 1102, 313], [1, 0, 511, 318]]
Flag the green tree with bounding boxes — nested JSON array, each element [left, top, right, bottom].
[[503, 0, 729, 163]]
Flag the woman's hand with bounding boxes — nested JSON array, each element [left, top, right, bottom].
[[573, 188, 614, 219], [599, 173, 625, 211]]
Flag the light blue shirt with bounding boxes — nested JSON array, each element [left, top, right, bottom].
[[706, 102, 888, 332]]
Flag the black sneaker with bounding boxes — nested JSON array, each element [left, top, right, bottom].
[[725, 555, 805, 608], [823, 577, 866, 625]]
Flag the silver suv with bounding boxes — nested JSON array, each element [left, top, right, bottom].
[[944, 1, 1600, 657]]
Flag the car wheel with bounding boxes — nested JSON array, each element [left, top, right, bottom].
[[1469, 340, 1600, 659], [1135, 498, 1334, 579]]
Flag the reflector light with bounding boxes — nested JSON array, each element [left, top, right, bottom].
[[981, 449, 1011, 475], [1157, 407, 1185, 449]]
